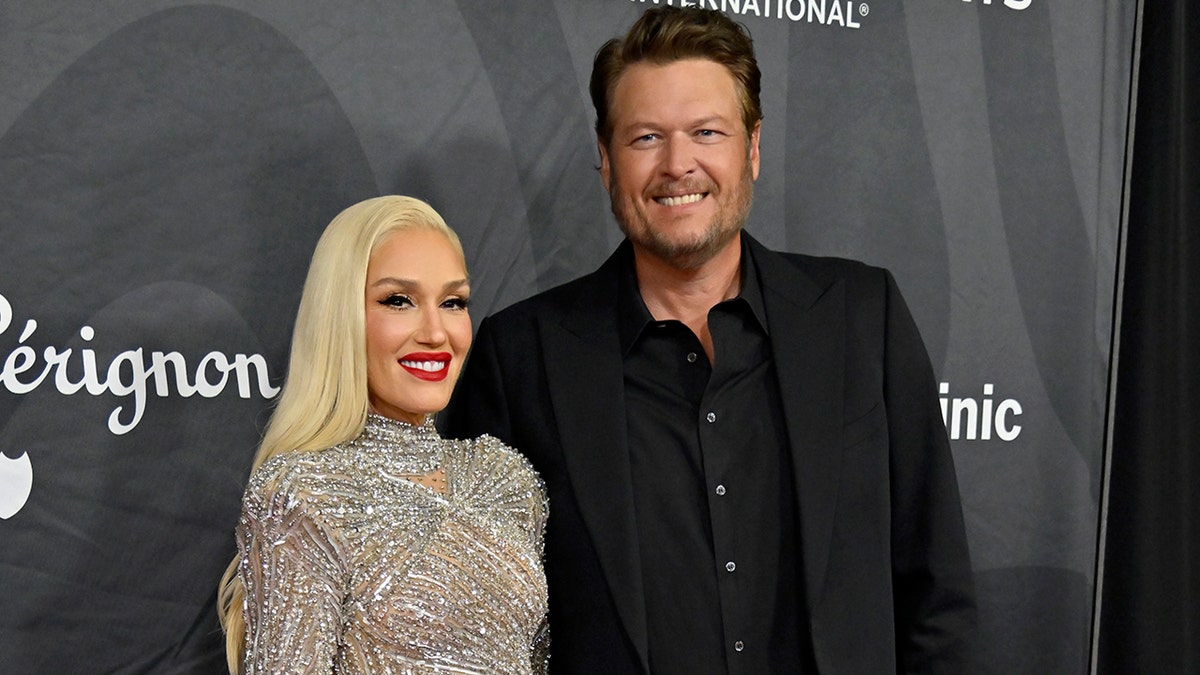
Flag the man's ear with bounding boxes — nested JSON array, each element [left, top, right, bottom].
[[749, 120, 762, 181], [598, 140, 612, 192]]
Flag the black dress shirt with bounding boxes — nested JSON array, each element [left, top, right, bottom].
[[618, 239, 810, 674]]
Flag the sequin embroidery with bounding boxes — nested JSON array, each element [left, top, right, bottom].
[[236, 414, 549, 673]]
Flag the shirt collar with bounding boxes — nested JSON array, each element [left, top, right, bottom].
[[617, 234, 769, 355]]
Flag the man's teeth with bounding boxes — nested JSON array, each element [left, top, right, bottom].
[[401, 360, 447, 372], [657, 193, 704, 207]]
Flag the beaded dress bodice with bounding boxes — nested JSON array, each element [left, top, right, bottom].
[[236, 414, 549, 673]]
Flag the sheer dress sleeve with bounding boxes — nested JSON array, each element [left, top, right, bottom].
[[236, 459, 347, 674]]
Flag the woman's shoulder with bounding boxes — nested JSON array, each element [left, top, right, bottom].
[[242, 444, 361, 514], [449, 433, 540, 483], [445, 434, 547, 545], [248, 443, 336, 484]]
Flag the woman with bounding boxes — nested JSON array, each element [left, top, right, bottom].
[[216, 196, 548, 673]]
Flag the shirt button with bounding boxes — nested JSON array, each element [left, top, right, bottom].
[[725, 561, 736, 573], [715, 484, 726, 496], [706, 411, 717, 423], [686, 352, 698, 363], [734, 640, 745, 652]]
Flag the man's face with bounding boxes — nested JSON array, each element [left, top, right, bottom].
[[599, 58, 760, 270]]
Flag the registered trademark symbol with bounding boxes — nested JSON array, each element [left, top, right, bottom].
[[859, 3, 869, 16]]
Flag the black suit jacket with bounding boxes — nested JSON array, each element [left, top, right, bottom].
[[441, 234, 975, 674]]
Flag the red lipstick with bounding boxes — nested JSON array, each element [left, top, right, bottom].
[[399, 352, 452, 382]]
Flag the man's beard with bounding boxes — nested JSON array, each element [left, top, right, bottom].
[[609, 161, 755, 271]]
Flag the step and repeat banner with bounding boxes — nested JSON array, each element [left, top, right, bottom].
[[0, 1, 1136, 671]]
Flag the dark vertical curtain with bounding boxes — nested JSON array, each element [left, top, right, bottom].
[[1097, 0, 1200, 671]]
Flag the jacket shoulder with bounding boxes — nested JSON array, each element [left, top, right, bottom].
[[483, 265, 610, 329], [758, 245, 894, 304], [774, 249, 886, 281]]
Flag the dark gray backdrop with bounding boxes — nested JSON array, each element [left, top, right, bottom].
[[0, 1, 1136, 671]]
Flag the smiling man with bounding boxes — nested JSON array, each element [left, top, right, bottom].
[[443, 6, 976, 674]]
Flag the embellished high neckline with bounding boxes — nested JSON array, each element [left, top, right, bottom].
[[349, 413, 446, 473], [363, 412, 437, 437]]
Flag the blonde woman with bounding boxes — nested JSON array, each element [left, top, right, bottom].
[[217, 196, 548, 673]]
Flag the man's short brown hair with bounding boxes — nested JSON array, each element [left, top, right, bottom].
[[589, 6, 762, 147]]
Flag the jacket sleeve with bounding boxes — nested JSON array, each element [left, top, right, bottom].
[[881, 269, 977, 674]]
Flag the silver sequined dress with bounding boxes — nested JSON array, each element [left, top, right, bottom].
[[235, 414, 549, 673]]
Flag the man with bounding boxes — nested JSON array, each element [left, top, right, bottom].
[[442, 6, 975, 673]]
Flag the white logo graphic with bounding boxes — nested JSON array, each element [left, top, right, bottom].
[[940, 382, 1023, 441], [0, 452, 34, 519], [959, 0, 1031, 10], [632, 0, 867, 29], [1, 291, 281, 436]]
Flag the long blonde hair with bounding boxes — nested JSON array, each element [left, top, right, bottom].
[[216, 195, 465, 673]]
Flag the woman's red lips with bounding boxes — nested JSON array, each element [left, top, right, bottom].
[[399, 352, 452, 381]]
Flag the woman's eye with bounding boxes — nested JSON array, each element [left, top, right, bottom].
[[380, 294, 414, 308], [443, 297, 470, 311]]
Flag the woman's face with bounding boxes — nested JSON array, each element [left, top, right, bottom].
[[363, 228, 471, 424]]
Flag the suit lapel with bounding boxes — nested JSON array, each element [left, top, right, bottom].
[[747, 235, 845, 613], [540, 249, 650, 672]]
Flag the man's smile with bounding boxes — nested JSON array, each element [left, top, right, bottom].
[[655, 193, 708, 207]]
